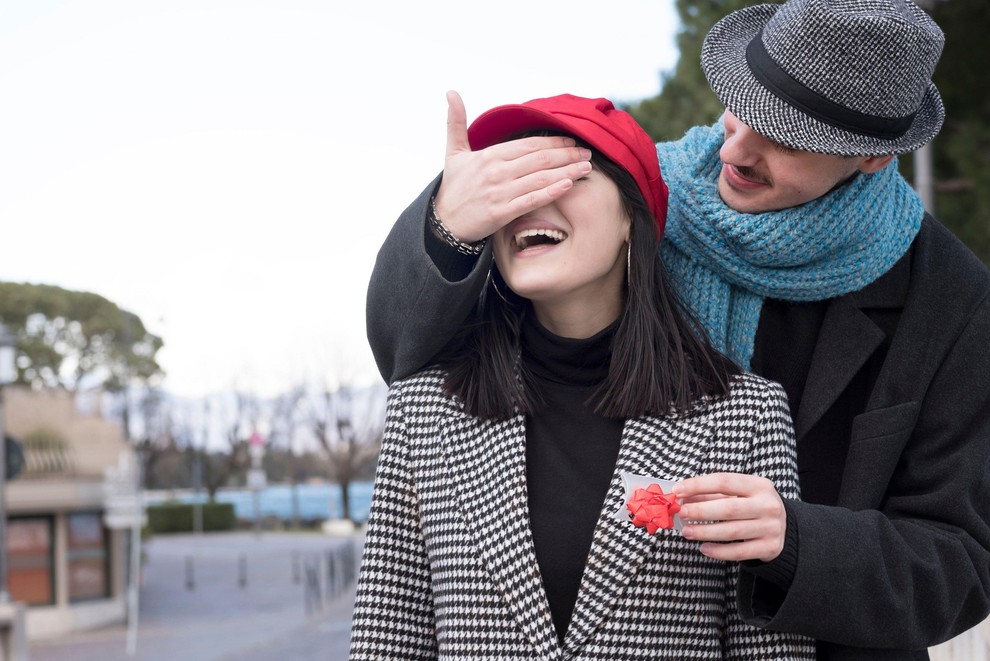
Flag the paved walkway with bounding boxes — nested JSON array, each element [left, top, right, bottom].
[[30, 531, 362, 661], [29, 529, 987, 660]]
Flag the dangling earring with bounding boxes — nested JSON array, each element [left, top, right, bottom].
[[488, 267, 514, 305], [626, 240, 632, 288]]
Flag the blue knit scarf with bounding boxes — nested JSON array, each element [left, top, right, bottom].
[[657, 120, 923, 369]]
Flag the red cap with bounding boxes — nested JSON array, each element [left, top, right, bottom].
[[467, 94, 668, 237]]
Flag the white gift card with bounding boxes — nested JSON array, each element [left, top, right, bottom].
[[613, 471, 684, 532]]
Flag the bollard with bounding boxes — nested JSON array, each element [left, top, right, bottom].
[[304, 557, 322, 615], [292, 550, 301, 585], [303, 558, 313, 615], [344, 540, 357, 587], [325, 550, 337, 600], [238, 554, 247, 588], [185, 556, 195, 591]]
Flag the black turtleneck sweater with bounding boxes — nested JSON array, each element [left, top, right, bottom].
[[520, 314, 624, 642]]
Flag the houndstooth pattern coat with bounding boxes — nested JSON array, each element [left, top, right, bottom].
[[349, 369, 816, 660]]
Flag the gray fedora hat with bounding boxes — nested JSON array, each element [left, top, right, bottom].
[[701, 0, 945, 156]]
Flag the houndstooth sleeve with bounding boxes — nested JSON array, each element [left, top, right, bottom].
[[349, 386, 438, 659], [723, 379, 816, 659]]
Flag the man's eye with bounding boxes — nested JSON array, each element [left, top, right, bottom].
[[773, 142, 797, 155]]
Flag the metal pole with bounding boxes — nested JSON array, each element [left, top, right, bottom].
[[252, 489, 261, 538], [126, 452, 144, 656], [192, 458, 203, 535], [248, 433, 265, 538], [0, 386, 9, 604], [290, 454, 300, 530], [913, 142, 935, 215], [290, 482, 300, 529], [197, 403, 209, 535]]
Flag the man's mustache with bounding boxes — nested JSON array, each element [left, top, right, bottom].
[[733, 164, 772, 186]]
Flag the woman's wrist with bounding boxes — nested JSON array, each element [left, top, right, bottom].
[[429, 196, 486, 256]]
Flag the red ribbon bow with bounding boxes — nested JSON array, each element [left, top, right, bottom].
[[626, 483, 681, 534]]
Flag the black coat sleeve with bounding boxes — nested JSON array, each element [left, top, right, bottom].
[[738, 291, 990, 651], [365, 175, 492, 385]]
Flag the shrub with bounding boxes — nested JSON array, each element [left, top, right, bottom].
[[146, 502, 236, 534]]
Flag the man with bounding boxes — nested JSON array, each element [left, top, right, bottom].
[[365, 0, 990, 659]]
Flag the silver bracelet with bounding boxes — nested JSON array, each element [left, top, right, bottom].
[[429, 197, 486, 256]]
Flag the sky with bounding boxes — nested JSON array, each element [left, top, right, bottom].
[[0, 0, 680, 399]]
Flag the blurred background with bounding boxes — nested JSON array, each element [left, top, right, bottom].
[[0, 0, 985, 659]]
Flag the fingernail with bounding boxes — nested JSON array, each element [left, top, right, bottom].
[[579, 148, 592, 160]]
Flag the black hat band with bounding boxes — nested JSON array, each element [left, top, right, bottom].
[[745, 30, 916, 140]]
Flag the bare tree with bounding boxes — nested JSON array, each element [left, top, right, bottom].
[[311, 384, 384, 523], [269, 386, 306, 527], [131, 391, 188, 491], [200, 392, 252, 501]]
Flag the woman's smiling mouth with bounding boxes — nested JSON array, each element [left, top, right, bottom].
[[513, 228, 567, 251]]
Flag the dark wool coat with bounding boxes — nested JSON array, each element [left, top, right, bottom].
[[349, 370, 816, 659], [739, 214, 990, 661], [364, 178, 990, 660]]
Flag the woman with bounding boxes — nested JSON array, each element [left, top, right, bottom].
[[349, 93, 814, 659]]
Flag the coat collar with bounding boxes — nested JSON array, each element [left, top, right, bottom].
[[439, 405, 714, 657], [562, 413, 713, 656], [794, 244, 912, 439], [439, 410, 559, 656]]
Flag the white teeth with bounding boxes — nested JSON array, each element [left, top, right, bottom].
[[514, 228, 566, 249], [517, 228, 565, 241]]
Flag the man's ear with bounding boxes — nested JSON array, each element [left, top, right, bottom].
[[857, 154, 895, 174]]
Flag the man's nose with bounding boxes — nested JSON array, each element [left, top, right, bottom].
[[721, 114, 764, 165]]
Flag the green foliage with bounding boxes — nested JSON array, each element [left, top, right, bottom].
[[0, 282, 163, 391], [628, 0, 990, 265], [912, 0, 990, 264], [626, 0, 756, 141], [146, 501, 236, 534]]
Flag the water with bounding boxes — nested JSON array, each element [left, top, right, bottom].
[[145, 481, 375, 523]]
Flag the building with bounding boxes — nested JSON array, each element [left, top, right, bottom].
[[3, 386, 141, 639]]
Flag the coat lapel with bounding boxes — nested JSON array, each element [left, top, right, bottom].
[[794, 250, 912, 440], [439, 409, 560, 656], [835, 248, 922, 509], [563, 413, 713, 656], [793, 299, 885, 439]]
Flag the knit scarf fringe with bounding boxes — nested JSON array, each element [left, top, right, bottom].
[[657, 120, 923, 369]]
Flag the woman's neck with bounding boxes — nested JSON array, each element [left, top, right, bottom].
[[531, 287, 624, 339]]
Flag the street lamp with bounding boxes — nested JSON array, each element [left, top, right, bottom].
[[0, 323, 18, 604]]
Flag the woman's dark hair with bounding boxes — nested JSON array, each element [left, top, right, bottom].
[[439, 141, 739, 419]]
